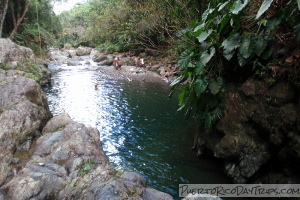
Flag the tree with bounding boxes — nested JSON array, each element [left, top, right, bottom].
[[9, 0, 33, 40], [0, 0, 9, 38]]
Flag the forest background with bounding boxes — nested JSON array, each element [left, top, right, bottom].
[[0, 0, 299, 131]]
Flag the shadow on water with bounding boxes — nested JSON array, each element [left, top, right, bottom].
[[43, 62, 230, 199]]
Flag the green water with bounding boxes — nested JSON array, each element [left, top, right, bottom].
[[43, 62, 230, 198]]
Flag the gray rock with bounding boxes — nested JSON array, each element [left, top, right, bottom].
[[0, 38, 35, 68], [76, 47, 92, 56], [0, 71, 52, 185], [93, 55, 107, 62], [0, 114, 172, 200]]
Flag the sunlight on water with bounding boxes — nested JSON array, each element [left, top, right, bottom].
[[43, 61, 230, 199]]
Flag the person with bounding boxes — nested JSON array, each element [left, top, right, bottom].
[[113, 57, 118, 69], [145, 62, 153, 71], [134, 57, 140, 69], [116, 57, 123, 71], [139, 58, 144, 69], [164, 70, 171, 83], [95, 85, 98, 90]]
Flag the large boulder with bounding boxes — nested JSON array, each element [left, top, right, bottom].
[[0, 114, 173, 200], [0, 39, 52, 85], [0, 38, 35, 69], [0, 70, 52, 185], [76, 47, 92, 56]]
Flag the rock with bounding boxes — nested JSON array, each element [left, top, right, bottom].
[[0, 114, 172, 200], [90, 49, 100, 58], [194, 75, 299, 184], [266, 83, 295, 106], [0, 38, 35, 69], [66, 50, 77, 58], [98, 59, 113, 66], [76, 47, 92, 56], [93, 55, 107, 62], [0, 71, 52, 185], [67, 61, 78, 66]]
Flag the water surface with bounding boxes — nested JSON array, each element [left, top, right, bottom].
[[43, 61, 229, 198]]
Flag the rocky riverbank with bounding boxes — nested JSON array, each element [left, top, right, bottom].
[[48, 45, 178, 83], [0, 39, 173, 199]]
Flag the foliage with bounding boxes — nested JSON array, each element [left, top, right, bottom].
[[171, 0, 300, 133], [78, 159, 95, 177], [17, 61, 43, 83], [2, 0, 61, 56]]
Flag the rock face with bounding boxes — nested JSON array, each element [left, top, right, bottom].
[[0, 69, 52, 185], [0, 114, 173, 200], [194, 78, 300, 184], [0, 38, 51, 86], [0, 38, 35, 68]]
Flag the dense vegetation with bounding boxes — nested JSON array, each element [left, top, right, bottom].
[[0, 0, 299, 132]]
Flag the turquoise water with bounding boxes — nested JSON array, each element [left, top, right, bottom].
[[43, 62, 229, 198]]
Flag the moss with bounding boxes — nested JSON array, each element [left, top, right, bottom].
[[114, 170, 124, 178], [0, 64, 10, 70], [77, 159, 95, 177]]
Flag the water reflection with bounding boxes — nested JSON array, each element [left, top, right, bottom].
[[43, 62, 229, 198]]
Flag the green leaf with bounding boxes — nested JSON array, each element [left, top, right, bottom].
[[197, 29, 213, 43], [261, 42, 274, 59], [223, 49, 235, 61], [231, 0, 250, 15], [202, 8, 215, 21], [253, 36, 267, 56], [266, 17, 282, 32], [194, 78, 208, 97], [218, 14, 230, 33], [218, 2, 229, 11], [222, 33, 240, 52], [194, 23, 205, 32], [200, 47, 216, 65], [294, 14, 300, 41], [238, 53, 247, 66], [195, 61, 205, 75], [178, 87, 187, 106], [170, 76, 183, 87], [256, 0, 274, 19], [238, 37, 253, 59], [208, 77, 223, 95], [178, 50, 194, 70]]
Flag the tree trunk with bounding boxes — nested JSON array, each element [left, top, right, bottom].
[[8, 0, 33, 40], [0, 0, 9, 38]]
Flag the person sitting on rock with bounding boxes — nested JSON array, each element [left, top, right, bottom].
[[145, 63, 153, 71], [134, 57, 140, 69], [139, 58, 144, 69]]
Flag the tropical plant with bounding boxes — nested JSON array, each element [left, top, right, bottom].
[[171, 0, 300, 132]]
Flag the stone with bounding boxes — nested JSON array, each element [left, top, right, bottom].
[[0, 115, 172, 200], [93, 55, 107, 62], [0, 38, 35, 68], [76, 47, 92, 56]]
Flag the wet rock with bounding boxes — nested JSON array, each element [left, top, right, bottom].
[[98, 59, 113, 66], [67, 61, 78, 66], [93, 55, 107, 62]]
